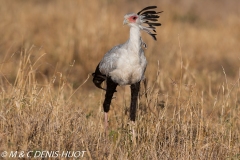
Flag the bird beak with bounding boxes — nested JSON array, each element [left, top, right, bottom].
[[123, 19, 128, 25]]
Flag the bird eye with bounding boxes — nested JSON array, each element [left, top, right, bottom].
[[132, 16, 137, 20]]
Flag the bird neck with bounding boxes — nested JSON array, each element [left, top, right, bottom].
[[128, 26, 141, 51]]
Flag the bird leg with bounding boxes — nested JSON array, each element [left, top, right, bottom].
[[130, 81, 140, 121], [130, 81, 140, 145], [103, 78, 118, 136], [129, 121, 136, 146], [104, 112, 108, 136]]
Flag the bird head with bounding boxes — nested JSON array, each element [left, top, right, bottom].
[[123, 13, 141, 26], [123, 6, 163, 40]]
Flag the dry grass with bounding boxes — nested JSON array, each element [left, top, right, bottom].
[[0, 0, 240, 159]]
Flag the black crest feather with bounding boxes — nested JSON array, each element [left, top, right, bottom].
[[137, 6, 157, 15], [137, 6, 163, 40]]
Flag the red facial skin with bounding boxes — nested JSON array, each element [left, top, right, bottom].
[[128, 16, 138, 23]]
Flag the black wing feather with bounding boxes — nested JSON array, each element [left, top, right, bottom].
[[92, 64, 106, 91]]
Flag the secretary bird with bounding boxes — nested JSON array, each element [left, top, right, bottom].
[[92, 6, 162, 136]]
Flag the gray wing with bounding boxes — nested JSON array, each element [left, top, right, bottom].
[[99, 44, 124, 75], [140, 48, 147, 75]]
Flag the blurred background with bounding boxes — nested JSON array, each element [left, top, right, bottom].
[[0, 0, 239, 91]]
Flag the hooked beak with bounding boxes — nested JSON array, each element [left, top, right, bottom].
[[123, 19, 128, 25]]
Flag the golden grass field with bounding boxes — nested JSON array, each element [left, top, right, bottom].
[[0, 0, 240, 159]]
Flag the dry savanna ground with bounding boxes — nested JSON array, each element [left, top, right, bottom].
[[0, 0, 240, 159]]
